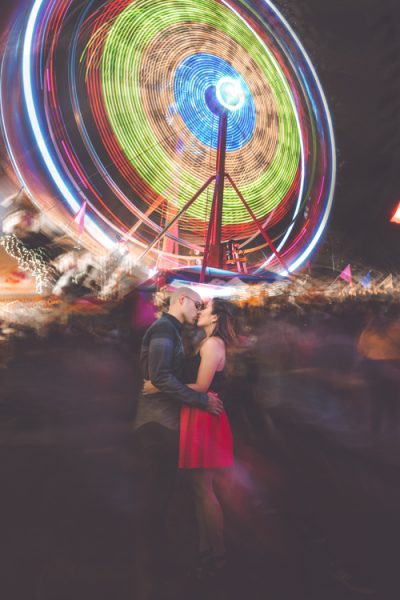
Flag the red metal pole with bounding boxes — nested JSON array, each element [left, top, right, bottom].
[[137, 175, 215, 263], [225, 173, 290, 273], [200, 112, 228, 282]]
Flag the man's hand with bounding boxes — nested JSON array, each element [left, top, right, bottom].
[[206, 391, 223, 416], [142, 379, 159, 395]]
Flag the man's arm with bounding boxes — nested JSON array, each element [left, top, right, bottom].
[[148, 335, 209, 409]]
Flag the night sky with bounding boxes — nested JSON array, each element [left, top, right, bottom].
[[1, 0, 399, 270], [274, 0, 400, 270]]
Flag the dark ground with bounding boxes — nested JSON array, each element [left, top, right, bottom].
[[0, 302, 399, 600]]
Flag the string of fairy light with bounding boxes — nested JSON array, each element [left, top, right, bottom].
[[0, 235, 56, 294]]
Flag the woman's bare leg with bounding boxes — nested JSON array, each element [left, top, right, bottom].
[[190, 469, 225, 559]]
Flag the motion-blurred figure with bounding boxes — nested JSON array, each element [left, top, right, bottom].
[[357, 301, 400, 433]]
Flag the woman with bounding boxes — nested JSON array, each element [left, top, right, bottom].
[[144, 297, 237, 576]]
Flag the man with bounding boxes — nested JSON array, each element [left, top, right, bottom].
[[135, 286, 222, 430], [133, 286, 223, 598]]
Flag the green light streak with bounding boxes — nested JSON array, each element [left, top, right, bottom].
[[100, 0, 300, 225]]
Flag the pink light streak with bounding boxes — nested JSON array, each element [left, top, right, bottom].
[[61, 140, 88, 189]]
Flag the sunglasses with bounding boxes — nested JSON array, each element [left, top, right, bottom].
[[182, 295, 203, 311]]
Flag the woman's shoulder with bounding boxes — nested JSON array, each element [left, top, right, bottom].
[[200, 335, 225, 354]]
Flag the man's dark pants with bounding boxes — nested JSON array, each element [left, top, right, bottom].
[[133, 422, 179, 599]]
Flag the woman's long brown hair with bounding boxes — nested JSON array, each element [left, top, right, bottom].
[[210, 297, 238, 347]]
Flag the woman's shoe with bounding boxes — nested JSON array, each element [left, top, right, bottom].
[[207, 553, 228, 577], [189, 550, 228, 581], [186, 549, 213, 581]]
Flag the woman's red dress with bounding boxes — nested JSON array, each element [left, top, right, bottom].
[[179, 365, 233, 469]]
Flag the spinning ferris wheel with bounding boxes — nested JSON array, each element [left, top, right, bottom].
[[1, 0, 335, 276]]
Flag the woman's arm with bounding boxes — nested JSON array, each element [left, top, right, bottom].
[[187, 337, 225, 393], [143, 337, 225, 395]]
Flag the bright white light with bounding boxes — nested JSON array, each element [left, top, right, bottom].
[[390, 202, 400, 224], [22, 0, 114, 250], [216, 77, 245, 111], [259, 0, 336, 275], [170, 280, 247, 300], [220, 0, 336, 276]]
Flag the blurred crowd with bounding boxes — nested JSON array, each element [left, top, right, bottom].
[[0, 282, 399, 596], [1, 186, 400, 596]]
